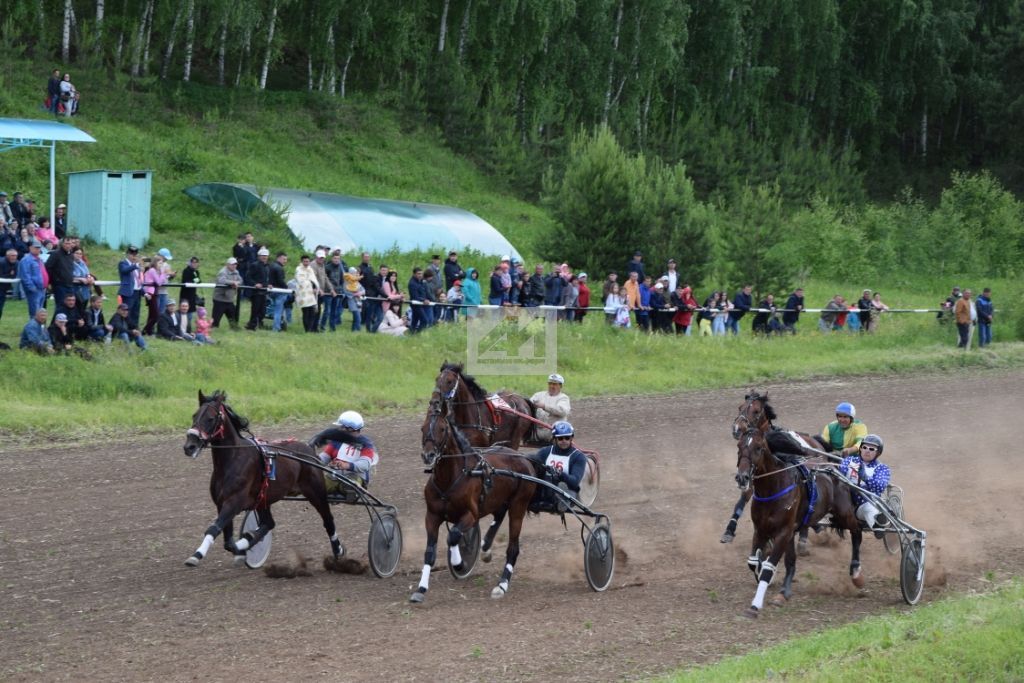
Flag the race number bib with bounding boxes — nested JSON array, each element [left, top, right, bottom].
[[546, 453, 570, 473]]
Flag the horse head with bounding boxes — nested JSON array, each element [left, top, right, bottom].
[[184, 390, 230, 458], [732, 391, 775, 439], [735, 428, 769, 490], [421, 393, 452, 466], [435, 362, 463, 403]]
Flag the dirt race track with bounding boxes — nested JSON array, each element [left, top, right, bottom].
[[3, 370, 1023, 682]]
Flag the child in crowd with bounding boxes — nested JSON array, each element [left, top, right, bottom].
[[343, 266, 364, 331], [195, 307, 216, 344]]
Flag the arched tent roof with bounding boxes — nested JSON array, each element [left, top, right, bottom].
[[184, 183, 523, 260]]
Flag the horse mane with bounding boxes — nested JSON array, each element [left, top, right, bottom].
[[440, 362, 489, 402], [205, 390, 250, 433], [746, 391, 777, 422]]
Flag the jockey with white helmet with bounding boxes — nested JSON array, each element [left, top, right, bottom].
[[308, 410, 379, 486], [838, 433, 891, 530], [530, 373, 571, 442], [821, 401, 868, 457]]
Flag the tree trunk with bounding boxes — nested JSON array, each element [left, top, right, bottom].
[[130, 0, 153, 77], [62, 0, 72, 63], [307, 54, 314, 91], [259, 0, 278, 90], [437, 0, 450, 53], [920, 106, 928, 161], [340, 38, 354, 98], [161, 3, 184, 80], [602, 0, 624, 124], [217, 12, 228, 86], [235, 25, 251, 86], [182, 0, 195, 81], [141, 0, 155, 77], [457, 0, 472, 63]]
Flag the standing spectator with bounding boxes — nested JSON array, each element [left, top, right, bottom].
[[834, 296, 849, 330], [727, 285, 752, 335], [343, 267, 364, 331], [322, 251, 345, 331], [510, 259, 526, 306], [938, 286, 961, 324], [975, 288, 994, 347], [17, 241, 47, 318], [462, 268, 481, 318], [10, 193, 31, 229], [117, 246, 143, 328], [604, 282, 625, 325], [47, 68, 62, 115], [54, 203, 67, 240], [782, 287, 804, 334], [141, 256, 167, 335], [498, 257, 513, 304], [954, 288, 976, 349], [408, 267, 431, 333], [20, 308, 53, 354], [155, 248, 176, 314], [0, 191, 12, 224], [34, 217, 57, 245], [867, 292, 890, 333], [752, 294, 783, 335], [819, 294, 844, 333], [524, 264, 545, 307], [111, 302, 147, 350], [245, 247, 271, 330], [636, 276, 653, 331], [85, 294, 112, 342], [294, 254, 320, 333], [422, 267, 439, 327], [697, 291, 717, 336], [623, 271, 641, 321], [0, 248, 18, 322], [268, 252, 289, 332], [232, 233, 249, 272], [312, 250, 333, 330], [601, 272, 618, 302], [45, 235, 76, 304], [443, 251, 465, 291], [671, 285, 697, 335], [444, 280, 464, 322], [488, 265, 505, 306], [71, 245, 95, 314], [712, 291, 732, 336], [663, 259, 679, 294], [360, 253, 383, 333], [576, 273, 591, 324], [545, 266, 565, 307], [213, 257, 243, 329], [180, 256, 201, 317], [59, 73, 80, 115], [626, 251, 646, 281], [560, 274, 579, 322], [649, 282, 668, 332], [381, 268, 403, 319], [846, 300, 862, 333]]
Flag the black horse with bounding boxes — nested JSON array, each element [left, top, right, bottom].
[[182, 390, 343, 566], [735, 428, 863, 618]]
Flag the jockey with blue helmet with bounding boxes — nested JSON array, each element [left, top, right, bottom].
[[821, 402, 868, 457], [308, 410, 379, 486], [532, 420, 588, 499], [838, 434, 891, 530]]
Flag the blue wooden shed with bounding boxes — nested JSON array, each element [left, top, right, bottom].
[[66, 169, 153, 249]]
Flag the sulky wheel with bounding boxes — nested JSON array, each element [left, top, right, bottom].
[[241, 510, 273, 569], [448, 522, 481, 580], [578, 455, 600, 508], [367, 512, 403, 579], [883, 491, 904, 555], [900, 536, 926, 605], [584, 522, 615, 592]]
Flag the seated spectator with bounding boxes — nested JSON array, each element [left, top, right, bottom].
[[176, 300, 200, 343], [85, 294, 113, 342], [20, 308, 54, 354], [379, 301, 408, 336], [195, 306, 216, 344], [55, 291, 88, 340], [157, 300, 189, 341], [34, 218, 56, 245], [111, 302, 147, 350], [48, 312, 76, 353]]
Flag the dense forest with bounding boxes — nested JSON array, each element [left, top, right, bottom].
[[2, 0, 1023, 289]]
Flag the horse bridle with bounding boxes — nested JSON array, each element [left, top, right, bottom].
[[732, 395, 768, 440], [186, 402, 227, 456], [422, 393, 455, 465], [435, 370, 497, 435]]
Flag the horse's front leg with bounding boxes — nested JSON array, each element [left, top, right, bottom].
[[481, 506, 508, 563], [849, 529, 864, 588], [231, 506, 276, 552], [722, 488, 751, 543], [410, 511, 443, 604], [774, 535, 798, 604], [445, 512, 478, 574], [491, 502, 527, 599], [745, 529, 790, 618], [186, 495, 247, 567], [746, 527, 764, 579]]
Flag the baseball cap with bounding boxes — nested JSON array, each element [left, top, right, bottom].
[[157, 248, 173, 260], [0, 191, 7, 197], [117, 302, 129, 310], [165, 299, 176, 307], [29, 240, 42, 249], [58, 203, 66, 209], [315, 250, 326, 258], [633, 250, 643, 257], [578, 272, 588, 280], [257, 247, 270, 256], [500, 254, 510, 261], [453, 280, 462, 286], [55, 313, 68, 322], [654, 283, 664, 289], [226, 257, 238, 265], [126, 245, 139, 254]]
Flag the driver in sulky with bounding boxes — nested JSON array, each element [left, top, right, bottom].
[[309, 410, 379, 489], [531, 421, 587, 511], [530, 372, 571, 442]]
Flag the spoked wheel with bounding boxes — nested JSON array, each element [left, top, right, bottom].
[[448, 522, 481, 580], [578, 455, 600, 508], [241, 510, 273, 569], [900, 536, 926, 605], [883, 491, 904, 555], [367, 512, 403, 579], [584, 522, 615, 592]]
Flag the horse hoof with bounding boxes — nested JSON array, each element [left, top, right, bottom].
[[797, 541, 810, 557], [742, 606, 759, 619], [851, 571, 866, 589], [481, 550, 492, 563], [184, 555, 200, 568], [721, 532, 735, 544], [491, 586, 507, 599], [770, 593, 788, 607], [233, 554, 247, 568], [409, 591, 425, 604]]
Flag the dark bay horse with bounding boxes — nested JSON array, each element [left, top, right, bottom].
[[433, 362, 536, 449], [735, 428, 863, 618], [722, 391, 829, 549], [414, 396, 538, 603], [182, 390, 342, 566]]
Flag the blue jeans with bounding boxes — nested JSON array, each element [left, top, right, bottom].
[[26, 289, 46, 318], [117, 332, 147, 349], [978, 322, 992, 347], [712, 316, 726, 336], [725, 317, 740, 335], [364, 299, 383, 332], [410, 304, 428, 333], [271, 292, 288, 331], [321, 295, 342, 331]]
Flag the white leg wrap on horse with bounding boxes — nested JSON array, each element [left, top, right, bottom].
[[197, 534, 215, 558], [234, 537, 250, 552], [752, 581, 770, 610], [419, 564, 432, 589], [331, 533, 339, 542], [449, 544, 462, 567]]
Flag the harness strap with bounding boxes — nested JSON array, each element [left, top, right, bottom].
[[752, 483, 797, 502]]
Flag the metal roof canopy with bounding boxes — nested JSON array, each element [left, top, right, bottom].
[[0, 118, 96, 232]]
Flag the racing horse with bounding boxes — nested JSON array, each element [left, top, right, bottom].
[[735, 428, 864, 618], [722, 391, 828, 548], [415, 396, 538, 603], [432, 361, 537, 449], [182, 390, 342, 566]]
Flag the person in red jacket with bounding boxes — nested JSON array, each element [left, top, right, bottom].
[[671, 285, 697, 335]]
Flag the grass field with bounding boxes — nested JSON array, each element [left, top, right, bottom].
[[664, 580, 1024, 682]]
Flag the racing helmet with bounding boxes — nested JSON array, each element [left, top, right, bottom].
[[835, 402, 856, 419], [551, 420, 574, 439], [548, 373, 565, 385], [860, 433, 884, 456], [335, 410, 364, 430]]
